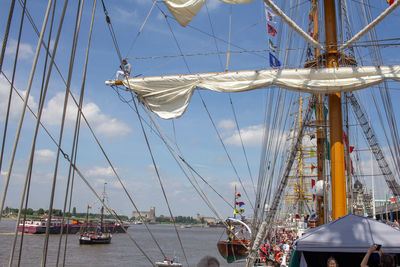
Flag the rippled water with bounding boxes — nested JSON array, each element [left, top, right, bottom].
[[0, 220, 245, 266]]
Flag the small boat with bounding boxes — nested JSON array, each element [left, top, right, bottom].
[[155, 258, 183, 267], [79, 231, 112, 245]]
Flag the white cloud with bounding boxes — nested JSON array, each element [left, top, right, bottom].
[[0, 76, 38, 122], [224, 124, 264, 147], [113, 7, 139, 25], [218, 119, 236, 131], [34, 149, 56, 164], [6, 39, 34, 59], [41, 92, 131, 138], [86, 166, 114, 178]]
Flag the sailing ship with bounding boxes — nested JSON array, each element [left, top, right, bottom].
[[1, 0, 400, 265], [217, 187, 251, 263], [79, 185, 112, 245]]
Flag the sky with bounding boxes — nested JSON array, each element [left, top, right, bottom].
[[0, 0, 400, 220]]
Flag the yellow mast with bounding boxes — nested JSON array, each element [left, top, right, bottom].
[[324, 0, 347, 220]]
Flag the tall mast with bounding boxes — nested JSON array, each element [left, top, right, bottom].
[[324, 0, 347, 220], [312, 0, 327, 226]]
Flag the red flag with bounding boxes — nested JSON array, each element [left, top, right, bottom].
[[387, 0, 394, 5], [267, 24, 277, 36], [311, 164, 317, 172], [391, 197, 396, 203]]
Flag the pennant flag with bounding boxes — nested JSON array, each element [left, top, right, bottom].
[[311, 164, 317, 173], [269, 52, 281, 69], [269, 39, 277, 53], [391, 197, 396, 203], [236, 201, 245, 207], [350, 146, 354, 153], [306, 47, 313, 59], [387, 0, 394, 5], [265, 9, 276, 23], [235, 193, 241, 199], [234, 209, 239, 214], [311, 179, 316, 201], [267, 24, 277, 36], [239, 208, 245, 214]]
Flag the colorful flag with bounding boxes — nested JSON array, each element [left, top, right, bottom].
[[265, 9, 276, 23], [269, 52, 281, 69], [311, 164, 317, 173], [236, 202, 245, 207], [268, 39, 277, 53], [387, 0, 394, 5], [306, 47, 313, 59], [267, 24, 277, 36], [234, 209, 239, 214], [391, 197, 396, 203], [239, 208, 244, 214], [310, 148, 315, 157], [235, 193, 241, 199]]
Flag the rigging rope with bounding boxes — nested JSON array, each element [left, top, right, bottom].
[[0, 0, 53, 228], [0, 0, 22, 205], [225, 5, 232, 72], [125, 0, 157, 58], [0, 71, 156, 266], [55, 0, 86, 265], [204, 1, 224, 71], [129, 92, 190, 266], [0, 0, 16, 73]]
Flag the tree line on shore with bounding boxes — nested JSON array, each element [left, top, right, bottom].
[[2, 207, 211, 224]]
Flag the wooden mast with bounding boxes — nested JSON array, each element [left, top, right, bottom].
[[323, 0, 347, 220], [311, 0, 326, 226]]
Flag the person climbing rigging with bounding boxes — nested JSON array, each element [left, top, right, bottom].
[[115, 59, 131, 80]]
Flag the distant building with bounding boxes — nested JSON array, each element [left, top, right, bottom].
[[132, 206, 156, 223], [196, 213, 217, 224]]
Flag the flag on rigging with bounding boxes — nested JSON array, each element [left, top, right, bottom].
[[236, 201, 245, 207], [269, 52, 281, 69], [269, 39, 277, 53], [387, 0, 394, 5], [311, 164, 317, 173], [267, 24, 277, 36], [265, 8, 276, 23], [235, 192, 241, 199]]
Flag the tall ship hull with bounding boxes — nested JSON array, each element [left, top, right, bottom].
[[217, 240, 249, 263]]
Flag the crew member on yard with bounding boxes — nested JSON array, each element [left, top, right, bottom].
[[115, 59, 131, 80]]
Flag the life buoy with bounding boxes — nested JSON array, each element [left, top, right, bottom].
[[275, 252, 283, 264]]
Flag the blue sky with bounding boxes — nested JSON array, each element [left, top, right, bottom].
[[0, 0, 400, 219]]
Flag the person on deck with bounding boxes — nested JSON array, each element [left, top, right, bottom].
[[115, 59, 131, 80]]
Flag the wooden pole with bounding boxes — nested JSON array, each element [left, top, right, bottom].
[[324, 0, 347, 220]]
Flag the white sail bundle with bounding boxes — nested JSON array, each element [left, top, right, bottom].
[[164, 0, 254, 27], [106, 65, 400, 119]]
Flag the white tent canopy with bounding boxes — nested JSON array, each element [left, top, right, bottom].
[[105, 65, 400, 119], [293, 214, 400, 254]]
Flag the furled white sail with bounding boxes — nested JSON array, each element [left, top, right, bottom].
[[163, 0, 206, 27], [163, 0, 254, 27], [105, 65, 400, 119]]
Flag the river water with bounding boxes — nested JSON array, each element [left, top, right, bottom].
[[0, 220, 244, 267]]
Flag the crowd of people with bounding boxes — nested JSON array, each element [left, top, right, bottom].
[[257, 228, 298, 266]]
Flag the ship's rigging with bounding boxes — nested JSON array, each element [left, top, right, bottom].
[[1, 0, 400, 266]]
